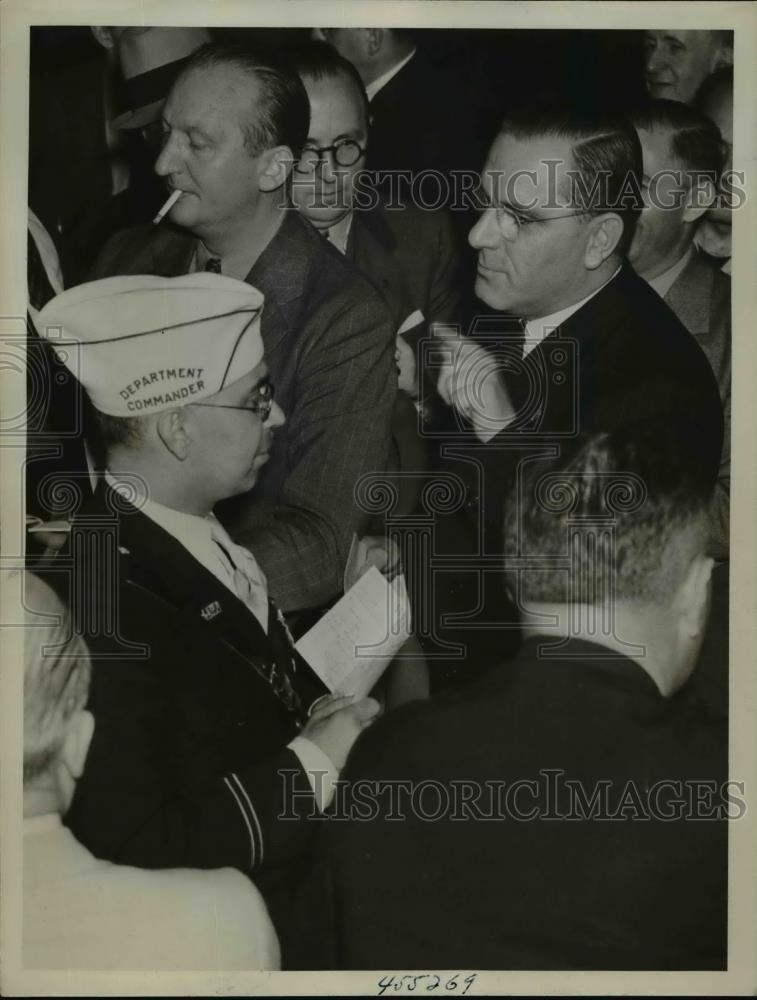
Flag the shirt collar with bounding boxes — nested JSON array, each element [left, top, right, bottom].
[[24, 813, 63, 836], [524, 265, 622, 357], [365, 48, 417, 102], [193, 240, 259, 282], [324, 212, 354, 254], [646, 246, 694, 299]]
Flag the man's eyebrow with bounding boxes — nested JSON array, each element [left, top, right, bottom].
[[662, 33, 686, 47]]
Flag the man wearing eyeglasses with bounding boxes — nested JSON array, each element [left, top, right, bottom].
[[289, 42, 462, 426], [430, 107, 724, 680], [91, 42, 396, 616], [438, 106, 723, 491], [35, 273, 381, 908]]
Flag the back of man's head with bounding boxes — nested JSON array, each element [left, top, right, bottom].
[[497, 106, 643, 257], [177, 42, 311, 158], [631, 99, 725, 185], [287, 39, 369, 119], [503, 428, 713, 693], [23, 574, 93, 806]]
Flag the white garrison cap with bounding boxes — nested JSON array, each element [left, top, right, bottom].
[[36, 274, 265, 417]]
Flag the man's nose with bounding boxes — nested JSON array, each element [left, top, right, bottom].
[[154, 133, 183, 177], [645, 45, 666, 75], [266, 400, 286, 430], [469, 208, 500, 250], [319, 154, 339, 185]]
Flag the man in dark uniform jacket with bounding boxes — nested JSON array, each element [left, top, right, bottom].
[[90, 42, 396, 614], [36, 274, 379, 894], [288, 429, 728, 970]]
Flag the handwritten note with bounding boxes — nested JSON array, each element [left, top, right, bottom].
[[296, 567, 411, 699]]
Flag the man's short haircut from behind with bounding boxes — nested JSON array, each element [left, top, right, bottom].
[[286, 40, 369, 124], [23, 573, 91, 784], [631, 99, 726, 184], [503, 428, 711, 607], [497, 106, 644, 257], [178, 41, 310, 158]]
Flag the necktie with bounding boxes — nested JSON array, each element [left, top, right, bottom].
[[204, 257, 222, 274], [208, 516, 302, 715], [208, 516, 269, 631]]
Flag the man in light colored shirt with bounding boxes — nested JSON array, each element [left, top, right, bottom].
[[628, 99, 731, 559], [21, 571, 280, 970], [35, 273, 379, 904]]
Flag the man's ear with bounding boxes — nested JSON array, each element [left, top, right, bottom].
[[675, 552, 714, 640], [682, 177, 716, 223], [584, 213, 623, 269], [258, 146, 294, 192], [90, 26, 115, 49], [60, 709, 95, 781], [156, 407, 190, 460], [365, 29, 384, 57], [713, 41, 734, 72]]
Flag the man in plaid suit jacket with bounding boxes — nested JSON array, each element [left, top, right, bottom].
[[92, 42, 396, 613]]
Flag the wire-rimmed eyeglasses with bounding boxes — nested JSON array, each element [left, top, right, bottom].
[[190, 382, 276, 421], [492, 203, 587, 241], [295, 138, 366, 173]]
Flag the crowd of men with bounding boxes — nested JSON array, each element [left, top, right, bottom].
[[21, 26, 733, 971]]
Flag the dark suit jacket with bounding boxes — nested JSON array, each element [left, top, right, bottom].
[[46, 484, 325, 883], [288, 637, 728, 970], [483, 263, 725, 511], [663, 250, 731, 559], [416, 264, 725, 684], [347, 202, 462, 336], [92, 211, 396, 612], [366, 49, 483, 188]]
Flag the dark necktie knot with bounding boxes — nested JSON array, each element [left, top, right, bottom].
[[204, 257, 222, 274]]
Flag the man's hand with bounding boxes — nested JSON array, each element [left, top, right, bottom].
[[301, 693, 381, 770], [435, 329, 516, 442], [395, 334, 419, 399]]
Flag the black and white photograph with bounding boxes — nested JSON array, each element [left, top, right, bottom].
[[1, 0, 755, 995]]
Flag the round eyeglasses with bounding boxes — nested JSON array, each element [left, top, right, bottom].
[[296, 138, 366, 173], [190, 382, 275, 421]]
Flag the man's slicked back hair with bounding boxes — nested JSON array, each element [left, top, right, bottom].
[[498, 106, 644, 257], [503, 427, 711, 607], [286, 40, 369, 125], [631, 99, 726, 182], [179, 41, 311, 158]]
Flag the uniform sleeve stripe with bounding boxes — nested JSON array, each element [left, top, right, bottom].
[[229, 772, 264, 868], [223, 775, 256, 870]]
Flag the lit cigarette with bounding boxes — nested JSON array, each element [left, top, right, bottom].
[[153, 189, 182, 225]]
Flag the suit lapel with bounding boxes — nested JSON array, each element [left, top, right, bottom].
[[91, 486, 276, 670], [246, 212, 311, 358], [664, 253, 713, 335], [348, 208, 414, 329]]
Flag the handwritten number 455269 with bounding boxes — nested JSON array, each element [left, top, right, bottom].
[[377, 973, 477, 995]]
